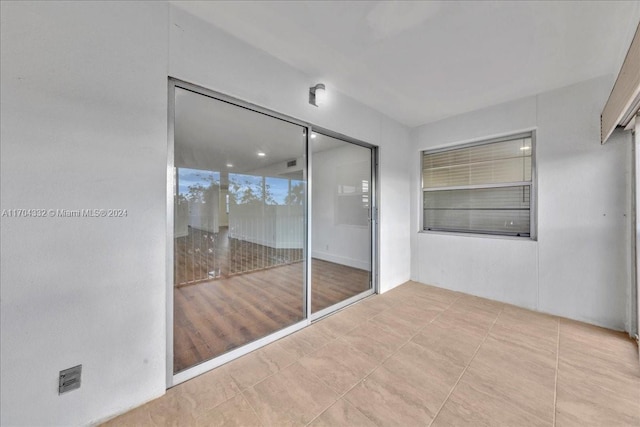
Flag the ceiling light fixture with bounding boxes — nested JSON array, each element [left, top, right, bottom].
[[226, 163, 233, 167], [257, 152, 266, 157], [520, 146, 531, 151], [309, 83, 326, 107]]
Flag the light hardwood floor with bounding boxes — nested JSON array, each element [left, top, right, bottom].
[[107, 281, 640, 426], [174, 259, 370, 373]]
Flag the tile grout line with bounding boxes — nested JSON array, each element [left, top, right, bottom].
[[552, 319, 560, 427], [190, 290, 474, 427], [244, 302, 387, 393], [229, 350, 295, 394], [236, 297, 396, 427], [238, 350, 343, 427], [427, 305, 505, 427], [305, 293, 465, 427], [301, 366, 345, 426], [235, 295, 440, 400], [239, 390, 266, 427], [297, 297, 396, 355], [237, 357, 332, 427], [214, 290, 456, 427], [304, 397, 366, 427]]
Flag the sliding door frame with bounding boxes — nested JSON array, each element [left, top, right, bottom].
[[166, 78, 378, 387], [633, 128, 637, 339], [307, 127, 379, 321]]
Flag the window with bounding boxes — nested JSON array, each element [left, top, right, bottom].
[[422, 132, 535, 237]]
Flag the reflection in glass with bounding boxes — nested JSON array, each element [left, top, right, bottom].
[[173, 87, 306, 373], [226, 172, 305, 275], [311, 133, 372, 313]]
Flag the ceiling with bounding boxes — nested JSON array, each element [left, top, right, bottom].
[[175, 87, 347, 174], [175, 87, 304, 173], [172, 1, 640, 127]]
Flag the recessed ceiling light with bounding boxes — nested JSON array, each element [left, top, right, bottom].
[[311, 133, 317, 139], [520, 146, 531, 151], [257, 152, 266, 157], [226, 163, 233, 168]]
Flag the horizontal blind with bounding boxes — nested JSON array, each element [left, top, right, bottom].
[[423, 137, 531, 188], [423, 186, 530, 236], [422, 133, 533, 237]]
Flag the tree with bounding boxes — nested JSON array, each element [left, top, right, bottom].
[[228, 174, 276, 205], [285, 182, 305, 205], [184, 171, 219, 203]]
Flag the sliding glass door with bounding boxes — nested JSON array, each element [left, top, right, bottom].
[[169, 80, 377, 383], [171, 84, 307, 374], [310, 132, 375, 316]]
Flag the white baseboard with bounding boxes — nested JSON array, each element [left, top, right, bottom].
[[312, 250, 370, 271]]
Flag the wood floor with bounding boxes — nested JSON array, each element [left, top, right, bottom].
[[107, 281, 640, 427], [174, 258, 370, 373]]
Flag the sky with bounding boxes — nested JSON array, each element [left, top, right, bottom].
[[177, 167, 298, 205]]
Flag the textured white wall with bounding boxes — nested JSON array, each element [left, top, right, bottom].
[[536, 78, 631, 329], [0, 2, 411, 425], [0, 2, 170, 426], [169, 5, 412, 292], [412, 76, 633, 331]]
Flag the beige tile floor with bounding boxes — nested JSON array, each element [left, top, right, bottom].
[[104, 281, 640, 426]]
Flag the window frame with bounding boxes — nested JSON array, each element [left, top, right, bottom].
[[420, 131, 537, 240]]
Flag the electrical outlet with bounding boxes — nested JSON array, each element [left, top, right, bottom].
[[59, 365, 82, 394]]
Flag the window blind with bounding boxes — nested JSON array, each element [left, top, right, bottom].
[[422, 133, 534, 237]]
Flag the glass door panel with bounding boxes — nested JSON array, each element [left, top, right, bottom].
[[311, 132, 373, 314], [173, 87, 307, 374]]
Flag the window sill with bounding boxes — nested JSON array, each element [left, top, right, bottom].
[[418, 229, 537, 242]]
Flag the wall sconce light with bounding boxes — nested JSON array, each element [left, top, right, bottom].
[[309, 83, 326, 107]]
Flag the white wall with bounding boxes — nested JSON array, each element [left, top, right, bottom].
[[169, 5, 412, 293], [0, 2, 170, 426], [411, 76, 633, 331], [189, 186, 219, 233], [229, 204, 304, 249], [312, 144, 371, 270], [0, 2, 411, 425]]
